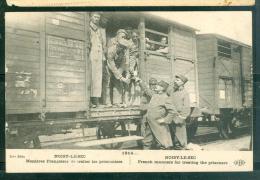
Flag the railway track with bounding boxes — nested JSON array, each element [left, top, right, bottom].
[[39, 124, 250, 149], [191, 125, 250, 146]]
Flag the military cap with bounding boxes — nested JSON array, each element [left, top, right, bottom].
[[158, 80, 169, 91], [175, 74, 188, 84], [149, 77, 158, 85], [117, 29, 127, 35]]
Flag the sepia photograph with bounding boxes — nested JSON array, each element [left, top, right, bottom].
[[4, 11, 253, 172]]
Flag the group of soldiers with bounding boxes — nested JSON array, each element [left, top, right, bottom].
[[89, 12, 190, 150], [138, 75, 190, 150], [89, 12, 140, 108]]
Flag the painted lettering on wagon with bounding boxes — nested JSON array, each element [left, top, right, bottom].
[[47, 35, 84, 60]]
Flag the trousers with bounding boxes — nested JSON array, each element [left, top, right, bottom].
[[142, 122, 155, 150]]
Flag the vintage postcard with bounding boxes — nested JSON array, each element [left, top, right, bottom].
[[5, 11, 253, 172]]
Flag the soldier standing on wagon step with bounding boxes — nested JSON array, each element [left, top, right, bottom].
[[89, 12, 106, 108], [126, 30, 140, 105], [162, 74, 190, 150], [104, 29, 131, 107]]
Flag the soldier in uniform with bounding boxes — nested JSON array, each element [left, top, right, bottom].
[[165, 74, 190, 150], [136, 78, 178, 149], [141, 77, 157, 105], [89, 12, 106, 108], [139, 77, 158, 140], [126, 30, 140, 105], [104, 29, 131, 107]]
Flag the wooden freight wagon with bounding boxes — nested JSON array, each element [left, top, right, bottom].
[[196, 34, 252, 138], [5, 12, 200, 149]]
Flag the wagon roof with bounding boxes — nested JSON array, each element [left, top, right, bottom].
[[197, 33, 252, 48], [103, 12, 198, 32]]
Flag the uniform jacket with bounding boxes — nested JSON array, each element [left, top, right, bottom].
[[107, 38, 130, 80], [140, 82, 177, 148], [167, 85, 190, 147], [128, 39, 139, 73]]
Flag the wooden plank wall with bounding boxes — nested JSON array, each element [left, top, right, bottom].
[[242, 47, 253, 106], [173, 29, 198, 106], [45, 12, 87, 112], [174, 59, 197, 105], [232, 45, 243, 109], [45, 12, 85, 40], [197, 35, 251, 111], [242, 47, 252, 79], [196, 36, 216, 111], [5, 13, 42, 114], [145, 54, 172, 83], [174, 28, 193, 61], [216, 42, 242, 109]]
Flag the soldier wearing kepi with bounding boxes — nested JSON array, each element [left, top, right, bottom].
[[165, 74, 190, 150], [136, 78, 178, 149], [104, 29, 131, 107], [89, 12, 106, 108]]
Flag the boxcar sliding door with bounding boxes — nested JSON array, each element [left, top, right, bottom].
[[44, 12, 89, 113]]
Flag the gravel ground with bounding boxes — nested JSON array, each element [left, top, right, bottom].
[[201, 135, 251, 151]]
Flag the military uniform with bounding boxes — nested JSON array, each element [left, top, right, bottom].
[[140, 81, 177, 149], [105, 36, 130, 105], [129, 39, 139, 74], [139, 78, 157, 135], [167, 75, 190, 149], [89, 21, 106, 100], [125, 39, 140, 105]]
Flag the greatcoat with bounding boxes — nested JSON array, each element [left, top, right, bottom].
[[167, 85, 190, 148], [89, 21, 106, 98], [141, 82, 177, 148]]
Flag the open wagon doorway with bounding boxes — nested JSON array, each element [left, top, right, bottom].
[[88, 12, 143, 148], [103, 12, 140, 42]]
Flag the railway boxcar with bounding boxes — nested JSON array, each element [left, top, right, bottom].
[[5, 12, 200, 149], [196, 34, 252, 138]]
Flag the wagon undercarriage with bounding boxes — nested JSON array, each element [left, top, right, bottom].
[[6, 107, 144, 149]]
